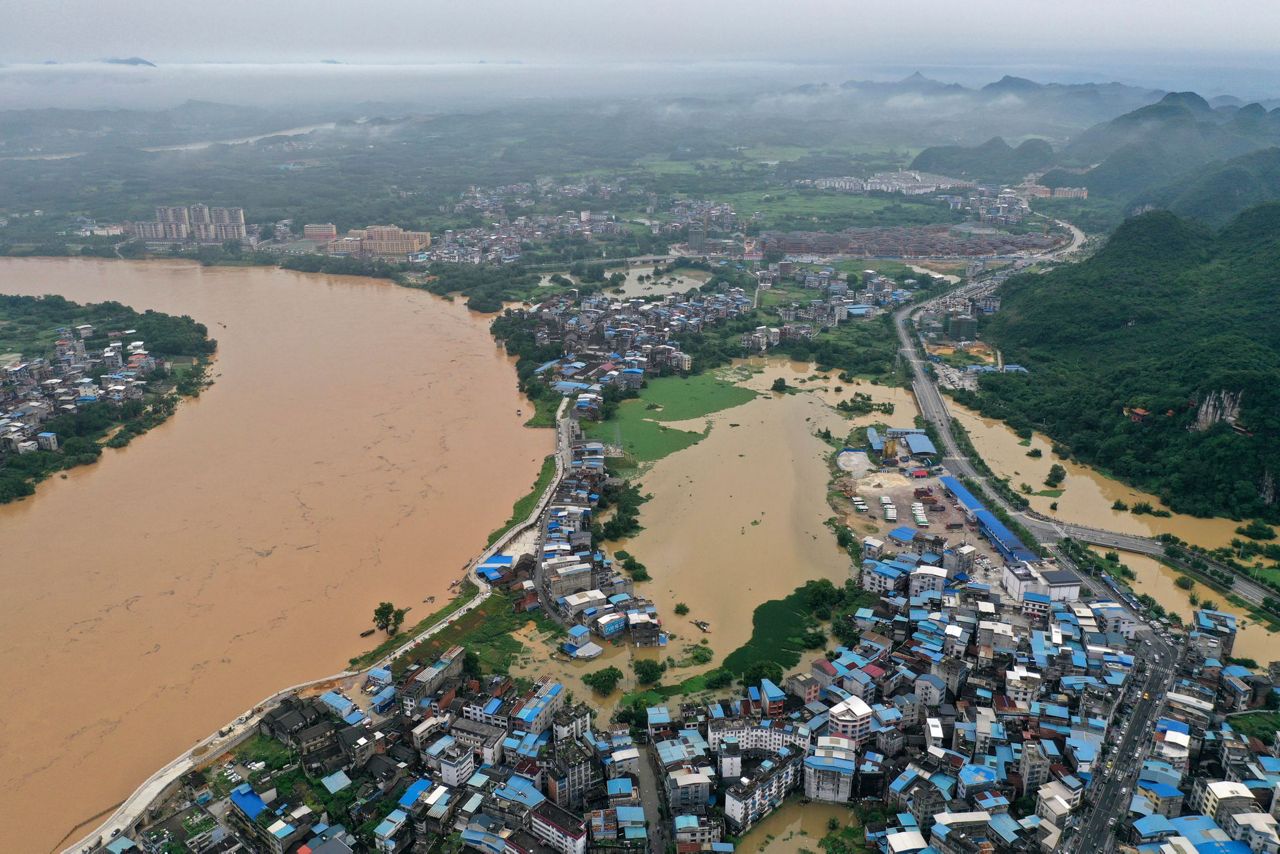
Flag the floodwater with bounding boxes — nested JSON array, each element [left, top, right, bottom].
[[737, 800, 856, 854], [509, 622, 641, 718], [1105, 549, 1278, 663], [624, 359, 905, 662], [539, 266, 710, 299], [907, 263, 962, 284], [950, 403, 1240, 550], [737, 357, 919, 417], [0, 257, 549, 852]]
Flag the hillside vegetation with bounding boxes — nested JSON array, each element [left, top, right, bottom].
[[909, 137, 1055, 183], [1138, 146, 1280, 227], [957, 205, 1280, 521], [906, 94, 1280, 234], [1041, 93, 1280, 202]]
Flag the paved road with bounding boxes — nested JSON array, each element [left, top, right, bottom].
[[892, 259, 1266, 609], [892, 237, 1197, 848], [1054, 550, 1180, 852], [636, 745, 670, 854]]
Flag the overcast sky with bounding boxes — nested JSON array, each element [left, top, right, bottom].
[[3, 0, 1279, 66]]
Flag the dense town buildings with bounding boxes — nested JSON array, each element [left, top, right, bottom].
[[118, 556, 1269, 854], [78, 178, 1272, 854], [1, 323, 159, 454]]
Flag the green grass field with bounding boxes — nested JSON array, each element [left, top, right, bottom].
[[760, 283, 813, 309], [390, 592, 531, 678], [523, 395, 561, 428], [583, 373, 756, 463], [584, 403, 706, 462], [639, 372, 757, 421], [738, 145, 813, 162], [634, 156, 702, 175], [1228, 711, 1280, 745]]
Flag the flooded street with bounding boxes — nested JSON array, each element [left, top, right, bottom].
[[625, 359, 915, 663], [0, 257, 550, 852], [950, 403, 1240, 550], [1104, 549, 1277, 662]]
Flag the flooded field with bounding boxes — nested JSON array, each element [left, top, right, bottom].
[[738, 800, 857, 854], [738, 359, 919, 430], [506, 622, 663, 718], [1104, 549, 1278, 663], [907, 262, 963, 283], [951, 403, 1240, 550], [539, 265, 710, 299], [623, 359, 918, 663], [0, 257, 550, 852]]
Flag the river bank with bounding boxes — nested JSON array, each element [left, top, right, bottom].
[[950, 401, 1242, 551], [0, 257, 551, 853]]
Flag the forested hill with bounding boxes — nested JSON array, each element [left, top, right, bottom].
[[909, 137, 1055, 183], [1040, 92, 1280, 200], [958, 204, 1280, 521], [1137, 146, 1280, 227]]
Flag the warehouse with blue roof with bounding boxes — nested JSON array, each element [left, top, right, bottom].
[[939, 476, 1040, 563]]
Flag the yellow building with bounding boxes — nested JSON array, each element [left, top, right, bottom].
[[328, 224, 431, 260]]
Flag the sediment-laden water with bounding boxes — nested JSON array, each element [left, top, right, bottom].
[[0, 257, 549, 851]]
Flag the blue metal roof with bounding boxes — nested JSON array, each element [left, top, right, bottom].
[[322, 770, 353, 794], [975, 509, 1039, 563], [399, 778, 431, 807], [939, 476, 983, 511], [230, 784, 266, 820]]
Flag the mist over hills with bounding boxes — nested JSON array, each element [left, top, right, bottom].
[[910, 137, 1056, 183], [905, 87, 1280, 228], [1138, 146, 1280, 226]]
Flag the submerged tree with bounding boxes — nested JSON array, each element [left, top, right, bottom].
[[373, 601, 408, 635]]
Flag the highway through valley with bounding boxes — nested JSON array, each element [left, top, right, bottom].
[[889, 232, 1199, 844]]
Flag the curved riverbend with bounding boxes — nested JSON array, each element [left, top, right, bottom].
[[0, 257, 551, 853]]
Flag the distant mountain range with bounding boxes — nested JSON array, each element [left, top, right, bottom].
[[906, 88, 1280, 228], [1041, 91, 1280, 196], [835, 72, 1167, 136]]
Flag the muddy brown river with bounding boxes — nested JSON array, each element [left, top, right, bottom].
[[950, 403, 1241, 550], [0, 258, 549, 852]]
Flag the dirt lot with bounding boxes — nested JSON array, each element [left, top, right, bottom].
[[845, 470, 1004, 570]]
